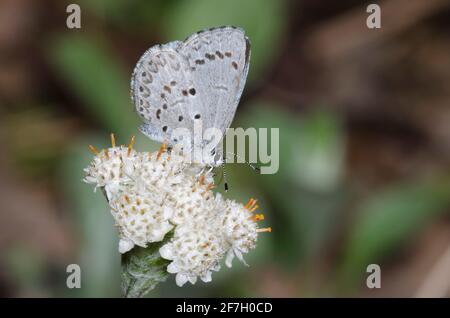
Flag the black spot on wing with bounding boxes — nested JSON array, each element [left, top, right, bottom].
[[244, 36, 251, 66], [216, 51, 224, 59], [205, 53, 215, 60]]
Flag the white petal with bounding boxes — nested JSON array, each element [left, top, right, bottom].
[[175, 273, 188, 287], [225, 249, 235, 268], [167, 262, 179, 274], [123, 160, 134, 176], [104, 185, 115, 200], [200, 271, 212, 283], [234, 248, 248, 266], [84, 176, 97, 184], [151, 229, 165, 242], [176, 225, 191, 236], [162, 222, 174, 233], [212, 263, 221, 272], [188, 275, 197, 285], [159, 244, 174, 260], [163, 206, 173, 219], [172, 175, 182, 183], [118, 238, 134, 254]]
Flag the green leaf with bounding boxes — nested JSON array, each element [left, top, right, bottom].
[[163, 0, 287, 81], [48, 34, 138, 136], [340, 177, 450, 286], [79, 0, 173, 31], [121, 234, 172, 298], [235, 103, 346, 265], [60, 135, 121, 297]]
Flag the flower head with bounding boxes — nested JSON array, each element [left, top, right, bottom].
[[84, 135, 271, 286], [159, 223, 224, 286], [83, 135, 139, 200], [109, 191, 173, 253]]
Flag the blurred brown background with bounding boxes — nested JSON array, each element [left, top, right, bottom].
[[0, 0, 449, 297]]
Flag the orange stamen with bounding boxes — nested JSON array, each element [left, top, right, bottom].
[[103, 149, 110, 159], [257, 227, 272, 233], [244, 198, 254, 210], [157, 143, 166, 160], [127, 136, 135, 156], [88, 145, 99, 155], [124, 195, 131, 204], [110, 133, 116, 148], [249, 214, 264, 221], [206, 182, 215, 191], [199, 175, 205, 185], [249, 204, 259, 213], [255, 214, 265, 221]]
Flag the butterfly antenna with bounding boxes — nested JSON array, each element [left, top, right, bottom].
[[226, 152, 261, 173], [222, 161, 229, 192]]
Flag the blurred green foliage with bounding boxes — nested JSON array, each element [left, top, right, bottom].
[[340, 177, 450, 288], [60, 136, 121, 297], [22, 0, 448, 297], [49, 34, 138, 136], [163, 0, 286, 81], [235, 103, 346, 266]]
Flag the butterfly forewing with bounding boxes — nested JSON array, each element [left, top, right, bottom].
[[131, 26, 250, 149], [181, 27, 250, 135]]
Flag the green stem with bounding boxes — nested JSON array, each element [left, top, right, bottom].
[[121, 233, 172, 298]]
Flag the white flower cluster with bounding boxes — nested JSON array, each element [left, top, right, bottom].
[[84, 135, 271, 286]]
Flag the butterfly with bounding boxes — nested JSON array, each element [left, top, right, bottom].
[[130, 26, 250, 165]]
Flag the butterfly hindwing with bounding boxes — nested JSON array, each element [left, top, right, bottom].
[[131, 42, 196, 143]]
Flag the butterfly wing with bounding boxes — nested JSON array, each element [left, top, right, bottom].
[[180, 26, 251, 135], [131, 41, 196, 144], [131, 26, 250, 154]]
